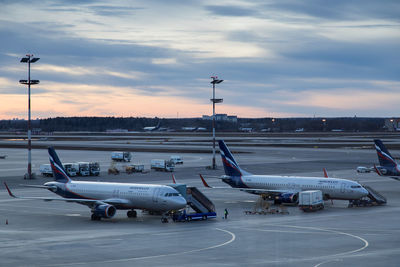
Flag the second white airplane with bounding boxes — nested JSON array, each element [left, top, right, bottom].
[[201, 140, 369, 203], [5, 147, 186, 222]]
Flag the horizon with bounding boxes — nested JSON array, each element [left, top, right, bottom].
[[0, 1, 399, 119], [0, 115, 394, 121]]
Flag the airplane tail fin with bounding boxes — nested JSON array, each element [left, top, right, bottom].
[[48, 147, 71, 183], [323, 168, 329, 178], [374, 139, 397, 167], [218, 140, 250, 177]]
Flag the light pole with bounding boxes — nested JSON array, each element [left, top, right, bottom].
[[210, 76, 223, 169], [390, 119, 395, 131], [20, 54, 40, 179], [322, 118, 326, 132]]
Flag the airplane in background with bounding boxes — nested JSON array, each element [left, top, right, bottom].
[[373, 139, 400, 180], [4, 147, 186, 222], [200, 140, 368, 204], [143, 122, 161, 131]]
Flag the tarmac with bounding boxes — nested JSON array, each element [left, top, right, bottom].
[[0, 133, 399, 266]]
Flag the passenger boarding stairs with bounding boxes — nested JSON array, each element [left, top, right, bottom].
[[186, 187, 215, 213], [169, 184, 215, 213], [363, 185, 387, 205]]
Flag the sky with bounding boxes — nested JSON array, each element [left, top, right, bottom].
[[0, 0, 399, 119]]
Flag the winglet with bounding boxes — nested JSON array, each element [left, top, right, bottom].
[[172, 174, 177, 184], [199, 174, 212, 188], [4, 182, 16, 198], [374, 164, 382, 176], [323, 168, 329, 178]]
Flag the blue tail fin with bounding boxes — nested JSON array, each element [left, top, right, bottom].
[[374, 139, 397, 167], [48, 147, 71, 183], [218, 140, 250, 177]]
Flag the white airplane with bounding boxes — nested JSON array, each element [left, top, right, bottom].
[[4, 147, 186, 222], [200, 140, 369, 204], [143, 122, 160, 131]]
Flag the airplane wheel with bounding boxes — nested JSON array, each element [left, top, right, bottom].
[[91, 214, 101, 221], [127, 210, 137, 218]]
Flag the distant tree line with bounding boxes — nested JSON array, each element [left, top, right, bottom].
[[0, 116, 385, 132]]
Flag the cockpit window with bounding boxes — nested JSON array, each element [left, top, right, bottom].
[[351, 185, 361, 188], [164, 193, 180, 197]]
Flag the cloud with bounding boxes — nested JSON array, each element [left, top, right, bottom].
[[0, 0, 399, 119], [205, 5, 260, 17]]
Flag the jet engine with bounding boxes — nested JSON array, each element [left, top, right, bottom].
[[274, 192, 298, 204], [93, 204, 117, 218]]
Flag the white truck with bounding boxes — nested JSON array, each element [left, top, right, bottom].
[[356, 166, 371, 173], [111, 151, 132, 162], [298, 190, 324, 212], [39, 164, 53, 177], [63, 163, 78, 177], [77, 162, 90, 176], [89, 162, 100, 176], [170, 155, 183, 164], [151, 159, 175, 172]]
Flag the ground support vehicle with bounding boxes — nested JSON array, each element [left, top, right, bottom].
[[357, 166, 371, 173], [111, 152, 132, 162], [89, 162, 100, 176], [170, 155, 183, 164], [348, 185, 387, 207], [169, 184, 216, 222], [63, 163, 78, 177], [172, 210, 217, 222], [125, 164, 144, 174], [298, 190, 324, 212], [77, 162, 90, 176], [151, 159, 175, 172], [39, 164, 53, 177]]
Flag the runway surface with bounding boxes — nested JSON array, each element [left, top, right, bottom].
[[0, 133, 399, 266]]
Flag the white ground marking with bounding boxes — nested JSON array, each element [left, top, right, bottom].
[[43, 227, 236, 266], [239, 224, 369, 265]]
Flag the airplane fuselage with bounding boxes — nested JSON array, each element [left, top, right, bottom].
[[44, 181, 186, 212], [223, 175, 368, 200]]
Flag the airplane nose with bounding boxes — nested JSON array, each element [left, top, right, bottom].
[[362, 188, 369, 196], [174, 197, 187, 209]]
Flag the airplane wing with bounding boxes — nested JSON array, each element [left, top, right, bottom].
[[199, 175, 297, 195], [4, 183, 129, 206], [19, 184, 57, 190]]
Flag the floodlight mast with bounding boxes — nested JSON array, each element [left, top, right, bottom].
[[210, 76, 223, 170], [19, 54, 40, 179]]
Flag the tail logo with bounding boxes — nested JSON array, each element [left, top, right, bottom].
[[49, 154, 71, 183], [375, 144, 396, 166]]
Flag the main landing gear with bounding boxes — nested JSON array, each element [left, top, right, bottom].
[[161, 212, 169, 223], [127, 210, 137, 218], [91, 214, 101, 221]]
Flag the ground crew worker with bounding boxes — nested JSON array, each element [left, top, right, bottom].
[[224, 208, 229, 219]]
